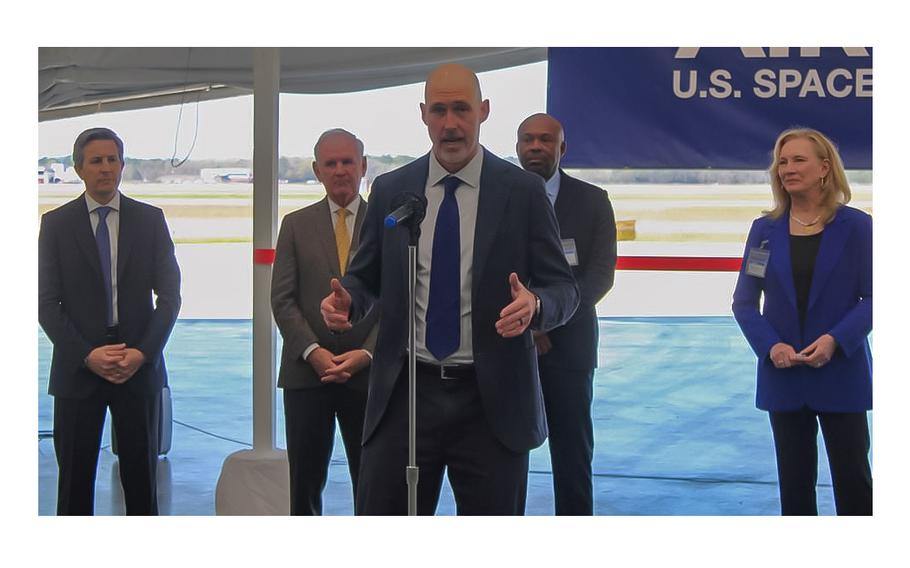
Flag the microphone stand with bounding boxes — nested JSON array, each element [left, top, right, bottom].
[[405, 219, 419, 516], [385, 192, 425, 516]]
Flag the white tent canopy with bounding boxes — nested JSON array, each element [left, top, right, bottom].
[[39, 46, 548, 513], [39, 47, 547, 121]]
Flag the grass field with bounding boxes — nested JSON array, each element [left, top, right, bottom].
[[35, 180, 874, 318], [37, 181, 872, 245]]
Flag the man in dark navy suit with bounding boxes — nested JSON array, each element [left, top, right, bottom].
[[321, 65, 578, 515], [518, 113, 617, 515], [39, 128, 181, 515]]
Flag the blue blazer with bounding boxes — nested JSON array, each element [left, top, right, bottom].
[[341, 149, 579, 452], [732, 205, 872, 412]]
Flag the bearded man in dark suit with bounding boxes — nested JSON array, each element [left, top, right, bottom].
[[321, 65, 579, 515]]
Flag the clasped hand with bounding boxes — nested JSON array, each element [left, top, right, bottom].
[[770, 334, 837, 369], [307, 346, 370, 384], [85, 343, 146, 384]]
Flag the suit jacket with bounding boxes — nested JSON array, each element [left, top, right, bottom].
[[38, 192, 181, 399], [341, 149, 579, 453], [271, 196, 378, 392], [732, 205, 872, 412], [541, 170, 617, 371]]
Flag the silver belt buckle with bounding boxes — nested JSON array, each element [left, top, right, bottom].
[[440, 364, 456, 380]]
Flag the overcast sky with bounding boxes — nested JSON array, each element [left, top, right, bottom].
[[38, 62, 547, 162]]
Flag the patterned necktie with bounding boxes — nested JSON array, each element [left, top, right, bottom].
[[335, 207, 351, 275], [426, 175, 461, 360], [94, 206, 114, 326]]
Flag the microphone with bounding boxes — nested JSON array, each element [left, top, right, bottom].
[[385, 192, 427, 229]]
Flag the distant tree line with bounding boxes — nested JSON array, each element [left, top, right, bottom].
[[39, 155, 872, 185], [38, 155, 417, 183]]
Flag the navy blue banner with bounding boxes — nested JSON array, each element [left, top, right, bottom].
[[547, 47, 872, 169]]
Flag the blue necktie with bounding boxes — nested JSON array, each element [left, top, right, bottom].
[[426, 176, 461, 360], [95, 206, 114, 326]]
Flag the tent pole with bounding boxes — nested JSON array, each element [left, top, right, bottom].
[[251, 48, 279, 452], [215, 47, 289, 515]]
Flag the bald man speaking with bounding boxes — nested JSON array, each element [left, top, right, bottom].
[[321, 64, 578, 515]]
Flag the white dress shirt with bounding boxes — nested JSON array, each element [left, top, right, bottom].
[[327, 193, 361, 236], [415, 149, 484, 364], [544, 169, 561, 206], [85, 191, 121, 325], [303, 194, 364, 361]]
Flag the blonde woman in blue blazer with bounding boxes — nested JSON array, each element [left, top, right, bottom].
[[733, 128, 872, 515]]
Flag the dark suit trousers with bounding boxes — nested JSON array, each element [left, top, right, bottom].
[[53, 384, 160, 515], [769, 407, 872, 516], [539, 363, 595, 515], [355, 365, 529, 515], [283, 384, 367, 515]]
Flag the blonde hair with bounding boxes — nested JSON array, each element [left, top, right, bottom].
[[766, 127, 852, 221]]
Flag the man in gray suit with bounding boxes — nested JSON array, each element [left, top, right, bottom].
[[271, 129, 378, 515]]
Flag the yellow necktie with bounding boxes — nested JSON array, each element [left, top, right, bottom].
[[335, 207, 351, 275]]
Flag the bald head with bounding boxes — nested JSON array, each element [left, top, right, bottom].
[[517, 113, 566, 180], [424, 63, 483, 104], [421, 63, 490, 173], [518, 113, 564, 138]]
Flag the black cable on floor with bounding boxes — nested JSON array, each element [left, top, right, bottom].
[[38, 419, 251, 447], [37, 429, 831, 487], [41, 419, 345, 466], [529, 468, 833, 488], [172, 419, 251, 447], [171, 419, 348, 466]]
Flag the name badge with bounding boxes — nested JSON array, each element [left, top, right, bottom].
[[745, 244, 770, 278], [561, 238, 579, 266]]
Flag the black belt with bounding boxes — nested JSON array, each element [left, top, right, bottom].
[[415, 360, 476, 380]]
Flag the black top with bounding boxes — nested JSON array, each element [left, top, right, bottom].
[[790, 231, 824, 326]]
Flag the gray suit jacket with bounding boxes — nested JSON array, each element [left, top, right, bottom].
[[271, 196, 378, 392]]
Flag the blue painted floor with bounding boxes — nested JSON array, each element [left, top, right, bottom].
[[38, 317, 870, 515]]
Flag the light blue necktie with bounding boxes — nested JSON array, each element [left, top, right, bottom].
[[425, 176, 461, 360], [95, 206, 113, 326]]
